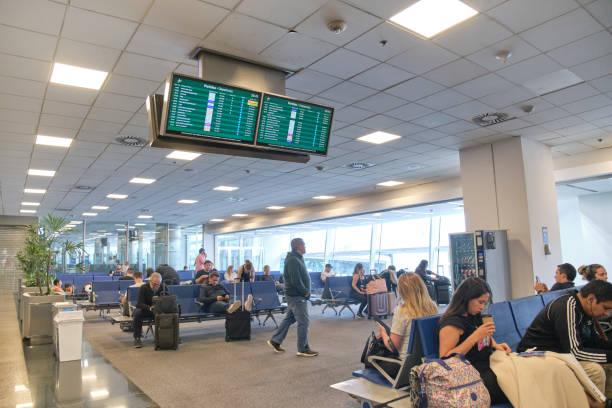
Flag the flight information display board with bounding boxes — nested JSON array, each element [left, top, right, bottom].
[[256, 94, 333, 155], [161, 73, 261, 144]]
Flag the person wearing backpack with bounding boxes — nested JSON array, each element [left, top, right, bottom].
[[438, 277, 511, 404]]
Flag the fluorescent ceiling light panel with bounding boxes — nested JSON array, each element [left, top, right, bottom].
[[232, 214, 248, 217], [178, 199, 198, 204], [69, 221, 82, 224], [82, 212, 97, 216], [377, 180, 404, 187], [266, 206, 285, 210], [129, 177, 156, 184], [137, 215, 153, 219], [36, 135, 72, 147], [313, 195, 335, 200], [210, 218, 225, 222], [20, 209, 36, 214], [28, 169, 55, 177], [134, 223, 146, 226], [107, 194, 127, 199], [24, 188, 46, 194], [357, 131, 401, 145], [50, 62, 108, 90], [390, 0, 478, 38], [91, 205, 108, 210], [213, 186, 239, 192], [166, 150, 201, 161], [21, 202, 40, 206]]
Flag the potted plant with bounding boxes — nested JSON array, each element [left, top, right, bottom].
[[17, 215, 84, 342]]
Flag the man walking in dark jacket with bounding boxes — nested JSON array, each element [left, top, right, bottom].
[[267, 238, 318, 357], [518, 280, 612, 397], [200, 271, 249, 314]]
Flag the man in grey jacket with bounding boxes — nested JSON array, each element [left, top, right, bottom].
[[267, 238, 318, 357]]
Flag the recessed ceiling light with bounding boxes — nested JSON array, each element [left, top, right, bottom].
[[214, 186, 239, 192], [130, 177, 156, 184], [373, 213, 382, 216], [50, 62, 108, 90], [69, 221, 82, 224], [28, 169, 55, 177], [377, 180, 404, 187], [24, 188, 46, 194], [166, 151, 202, 161], [266, 206, 286, 210], [91, 205, 109, 210], [178, 199, 198, 204], [107, 194, 127, 199], [232, 214, 248, 217], [313, 195, 335, 200], [210, 218, 225, 222], [82, 212, 97, 216], [134, 223, 146, 226], [21, 202, 40, 206], [20, 209, 36, 214], [137, 215, 153, 219], [357, 131, 401, 145], [389, 0, 478, 38], [36, 135, 72, 148], [89, 389, 109, 399]]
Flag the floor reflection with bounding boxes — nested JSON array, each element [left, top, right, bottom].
[[23, 340, 158, 407]]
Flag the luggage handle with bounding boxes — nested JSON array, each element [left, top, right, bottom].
[[425, 353, 470, 370]]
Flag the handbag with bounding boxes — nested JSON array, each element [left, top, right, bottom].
[[366, 278, 387, 294], [360, 330, 399, 369]]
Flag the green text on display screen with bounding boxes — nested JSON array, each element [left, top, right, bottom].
[[256, 94, 333, 155], [164, 74, 261, 144]]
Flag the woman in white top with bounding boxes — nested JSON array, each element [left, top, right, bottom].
[[225, 265, 236, 282], [377, 272, 438, 359]]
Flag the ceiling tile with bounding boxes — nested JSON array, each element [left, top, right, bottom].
[[354, 92, 406, 113], [466, 36, 540, 71], [411, 112, 457, 128], [388, 41, 458, 75], [453, 74, 514, 99], [423, 59, 488, 87], [386, 122, 426, 137], [542, 83, 600, 106], [350, 64, 414, 91], [87, 107, 134, 124], [94, 93, 144, 112], [333, 106, 375, 122], [237, 0, 328, 28], [417, 89, 472, 110], [0, 25, 57, 61], [114, 52, 179, 82], [0, 109, 39, 126], [520, 9, 602, 52], [37, 125, 77, 138], [578, 106, 612, 122], [295, 0, 382, 46], [0, 54, 50, 83], [586, 0, 612, 28], [486, 0, 579, 33], [551, 142, 593, 154], [0, 94, 42, 113], [463, 0, 507, 11], [433, 14, 512, 57], [42, 100, 90, 118], [570, 54, 612, 81], [55, 38, 121, 71], [145, 0, 229, 38], [103, 74, 161, 98], [385, 77, 445, 101], [308, 48, 379, 80], [496, 54, 562, 84], [45, 84, 98, 105], [205, 14, 287, 55], [522, 107, 571, 124], [259, 33, 336, 72], [285, 69, 342, 94], [317, 81, 377, 104], [547, 31, 612, 68], [62, 6, 138, 49], [435, 120, 479, 134], [480, 86, 536, 109], [344, 22, 423, 62], [359, 114, 403, 130], [0, 0, 65, 35], [386, 103, 434, 121], [127, 25, 200, 65], [71, 0, 153, 21], [340, 0, 415, 19], [562, 94, 612, 114], [39, 113, 83, 130]]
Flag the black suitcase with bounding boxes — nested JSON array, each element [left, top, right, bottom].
[[154, 313, 179, 350], [436, 283, 451, 305], [225, 281, 251, 341], [425, 281, 436, 302]]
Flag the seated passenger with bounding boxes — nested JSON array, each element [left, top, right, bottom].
[[145, 267, 154, 278], [156, 264, 179, 286], [133, 272, 164, 348], [200, 271, 251, 314], [581, 264, 609, 282], [438, 277, 510, 404], [224, 265, 236, 283], [377, 273, 437, 365], [119, 267, 135, 280], [52, 279, 65, 294], [260, 265, 277, 282], [380, 265, 398, 293], [110, 263, 123, 277], [238, 259, 255, 282], [183, 266, 189, 272], [321, 263, 335, 282], [535, 263, 576, 293], [518, 280, 612, 399], [195, 260, 214, 284], [64, 282, 74, 295], [351, 263, 368, 318], [121, 271, 144, 305]]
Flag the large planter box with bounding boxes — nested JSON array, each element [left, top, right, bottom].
[[22, 292, 65, 343], [19, 285, 40, 323]]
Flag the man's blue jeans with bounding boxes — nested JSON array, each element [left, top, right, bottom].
[[271, 295, 310, 352]]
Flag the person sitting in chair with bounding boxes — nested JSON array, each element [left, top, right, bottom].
[[195, 260, 214, 284], [133, 272, 164, 348], [535, 263, 576, 293], [200, 271, 252, 314]]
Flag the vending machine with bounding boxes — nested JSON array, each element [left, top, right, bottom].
[[449, 230, 510, 302]]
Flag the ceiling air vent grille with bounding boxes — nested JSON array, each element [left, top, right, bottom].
[[472, 112, 515, 127], [115, 135, 147, 147], [345, 162, 376, 169]]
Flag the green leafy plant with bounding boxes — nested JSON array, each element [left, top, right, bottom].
[[16, 215, 84, 295]]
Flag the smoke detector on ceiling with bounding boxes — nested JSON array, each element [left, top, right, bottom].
[[115, 135, 147, 147], [327, 20, 347, 34], [74, 185, 94, 191], [345, 162, 376, 169], [472, 112, 515, 127]]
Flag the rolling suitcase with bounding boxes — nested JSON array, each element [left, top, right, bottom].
[[436, 283, 451, 305], [425, 281, 436, 302], [387, 292, 397, 314], [153, 294, 179, 350], [225, 281, 251, 342], [367, 292, 389, 319]]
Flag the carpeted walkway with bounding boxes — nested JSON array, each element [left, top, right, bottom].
[[83, 306, 384, 408]]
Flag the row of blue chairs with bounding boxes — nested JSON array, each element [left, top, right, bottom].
[[311, 276, 360, 317]]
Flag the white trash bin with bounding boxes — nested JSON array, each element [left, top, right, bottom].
[[53, 309, 84, 362]]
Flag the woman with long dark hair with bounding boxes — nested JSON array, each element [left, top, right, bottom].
[[437, 277, 510, 404], [351, 263, 368, 318]]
